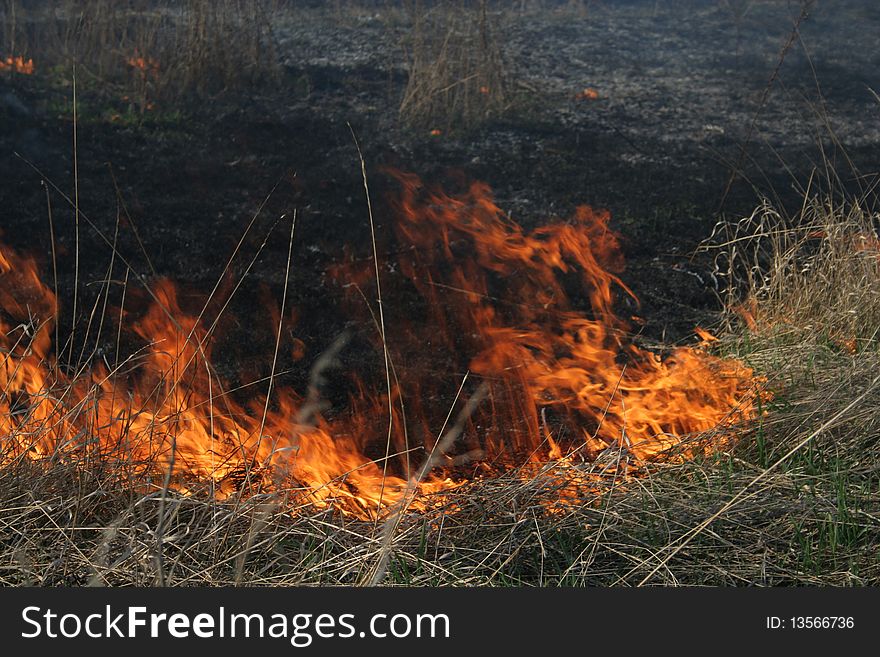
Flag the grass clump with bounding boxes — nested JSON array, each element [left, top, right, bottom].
[[706, 196, 880, 352], [399, 0, 509, 133], [669, 191, 880, 585]]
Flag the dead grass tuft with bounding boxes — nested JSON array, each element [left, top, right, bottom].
[[399, 0, 509, 133]]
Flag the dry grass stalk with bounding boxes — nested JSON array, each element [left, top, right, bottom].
[[399, 0, 508, 132]]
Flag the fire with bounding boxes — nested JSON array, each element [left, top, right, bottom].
[[851, 232, 880, 261], [694, 326, 719, 345], [376, 171, 757, 463], [0, 173, 760, 518], [0, 56, 34, 75], [576, 87, 600, 101], [733, 297, 759, 331], [127, 54, 160, 78], [0, 255, 444, 518]]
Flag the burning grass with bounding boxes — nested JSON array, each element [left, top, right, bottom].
[[2, 1, 878, 589], [0, 55, 33, 75], [3, 157, 878, 585], [0, 171, 762, 522], [0, 163, 789, 584], [4, 361, 878, 587]]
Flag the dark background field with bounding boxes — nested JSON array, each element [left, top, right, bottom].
[[3, 1, 878, 355]]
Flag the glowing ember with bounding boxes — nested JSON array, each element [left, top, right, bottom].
[[0, 174, 760, 518], [576, 87, 600, 101], [733, 298, 758, 331], [0, 56, 34, 75], [127, 54, 160, 78]]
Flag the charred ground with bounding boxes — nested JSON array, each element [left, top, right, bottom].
[[2, 2, 877, 364]]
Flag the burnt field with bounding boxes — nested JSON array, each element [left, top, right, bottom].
[[0, 0, 879, 587]]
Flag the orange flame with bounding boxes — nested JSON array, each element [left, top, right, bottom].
[[379, 171, 757, 463], [837, 337, 858, 354], [0, 174, 760, 517], [127, 54, 160, 78], [733, 297, 758, 331], [0, 56, 34, 75], [851, 232, 880, 261], [576, 87, 600, 101], [694, 326, 719, 345]]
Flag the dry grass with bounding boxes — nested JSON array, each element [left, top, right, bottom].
[[399, 0, 509, 132], [0, 0, 281, 112], [3, 371, 878, 588], [1, 340, 878, 587], [671, 191, 880, 585], [704, 196, 880, 351]]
